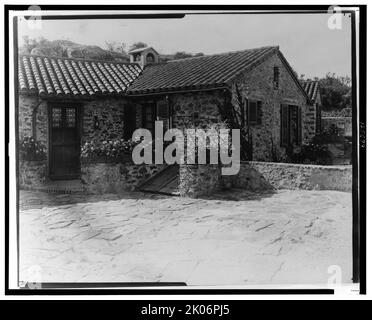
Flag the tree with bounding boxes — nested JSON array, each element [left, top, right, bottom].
[[173, 51, 193, 59], [317, 73, 351, 111], [19, 36, 67, 56], [129, 42, 148, 51], [105, 41, 127, 54], [218, 85, 252, 161]]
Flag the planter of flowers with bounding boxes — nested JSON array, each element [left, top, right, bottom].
[[80, 139, 138, 164]]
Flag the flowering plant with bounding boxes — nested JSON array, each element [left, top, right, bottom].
[[80, 138, 139, 163], [19, 136, 46, 161]]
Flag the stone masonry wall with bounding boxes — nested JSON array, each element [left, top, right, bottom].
[[242, 161, 352, 192], [170, 91, 225, 130], [81, 162, 166, 194], [178, 160, 352, 197], [230, 52, 314, 161], [179, 163, 222, 198], [82, 97, 126, 143], [18, 95, 49, 151]]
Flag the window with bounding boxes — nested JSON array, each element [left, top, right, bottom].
[[146, 53, 155, 64], [245, 100, 262, 125], [273, 66, 280, 89], [281, 104, 302, 147], [52, 107, 62, 128], [248, 101, 257, 123], [66, 108, 76, 128]]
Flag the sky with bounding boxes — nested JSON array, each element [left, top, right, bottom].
[[18, 13, 352, 79]]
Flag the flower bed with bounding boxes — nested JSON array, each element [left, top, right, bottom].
[[19, 136, 46, 161], [18, 136, 48, 189], [80, 139, 138, 164]]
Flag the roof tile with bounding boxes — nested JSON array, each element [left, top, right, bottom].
[[18, 55, 141, 97], [127, 46, 278, 94], [302, 80, 320, 103]]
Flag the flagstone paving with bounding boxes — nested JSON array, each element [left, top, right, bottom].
[[19, 189, 352, 286]]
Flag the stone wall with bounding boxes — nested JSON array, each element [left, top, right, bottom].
[[179, 164, 222, 198], [230, 52, 314, 161], [19, 160, 47, 188], [18, 95, 49, 151], [242, 161, 352, 192], [82, 97, 126, 143], [170, 91, 224, 130], [178, 160, 352, 198], [226, 164, 275, 192], [81, 161, 166, 194]]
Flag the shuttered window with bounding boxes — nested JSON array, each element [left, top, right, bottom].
[[245, 100, 262, 125], [281, 104, 302, 147], [280, 104, 289, 147], [123, 103, 137, 140]]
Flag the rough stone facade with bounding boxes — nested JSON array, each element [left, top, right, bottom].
[[82, 97, 126, 143], [245, 161, 352, 192], [225, 165, 275, 192], [81, 162, 166, 194], [230, 52, 314, 161], [18, 95, 49, 152], [170, 91, 224, 130], [179, 163, 222, 198], [178, 161, 352, 197]]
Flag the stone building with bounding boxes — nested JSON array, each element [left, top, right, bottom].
[[301, 80, 322, 134], [17, 45, 319, 184]]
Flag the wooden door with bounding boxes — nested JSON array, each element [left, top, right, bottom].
[[49, 105, 80, 179]]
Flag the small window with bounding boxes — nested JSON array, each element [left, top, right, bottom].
[[273, 66, 280, 89], [52, 107, 62, 128], [246, 100, 258, 124], [146, 53, 155, 63], [66, 108, 76, 128]]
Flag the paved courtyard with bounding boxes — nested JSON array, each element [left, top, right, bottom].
[[19, 189, 352, 286]]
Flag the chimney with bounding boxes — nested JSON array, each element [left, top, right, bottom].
[[128, 47, 159, 68]]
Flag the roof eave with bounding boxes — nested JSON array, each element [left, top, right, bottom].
[[224, 46, 279, 87], [277, 51, 312, 104], [126, 84, 229, 97]]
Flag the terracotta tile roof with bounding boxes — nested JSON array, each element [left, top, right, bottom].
[[126, 46, 279, 95], [18, 55, 142, 97], [301, 80, 320, 103]]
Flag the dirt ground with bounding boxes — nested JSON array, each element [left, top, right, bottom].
[[19, 189, 352, 286]]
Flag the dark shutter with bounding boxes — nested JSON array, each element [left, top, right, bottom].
[[315, 103, 321, 133], [298, 106, 302, 145], [280, 104, 289, 147], [123, 103, 137, 140], [248, 101, 257, 124], [243, 99, 248, 127], [257, 101, 262, 124]]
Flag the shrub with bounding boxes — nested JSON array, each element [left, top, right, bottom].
[[19, 136, 46, 161], [81, 139, 139, 163], [290, 140, 332, 165]]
